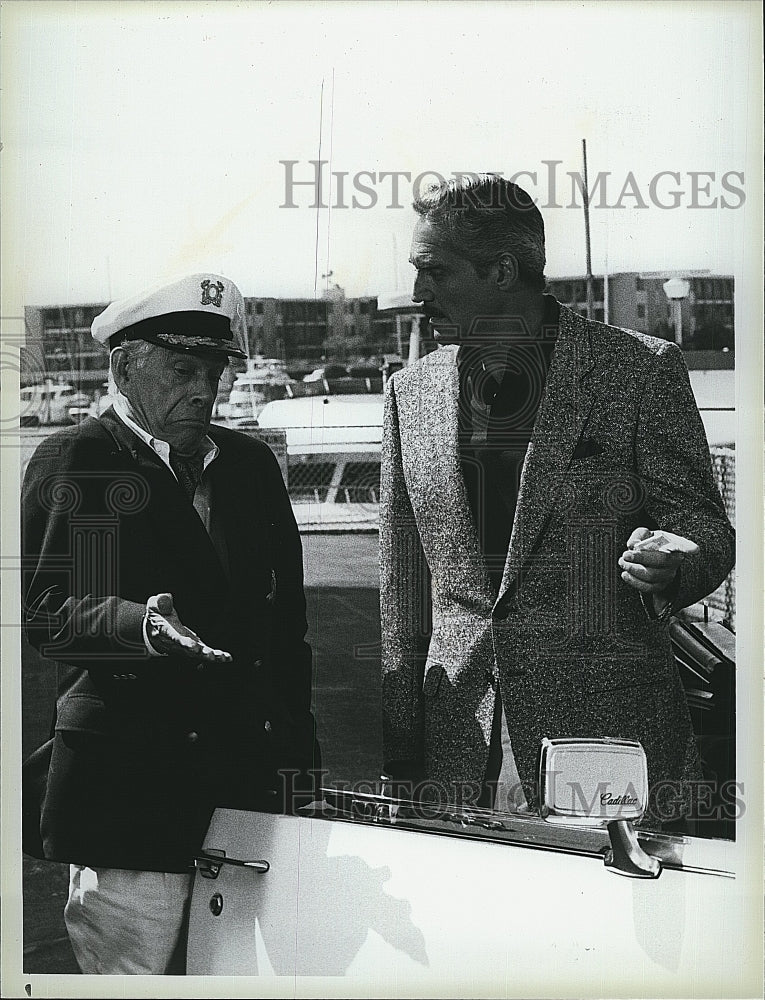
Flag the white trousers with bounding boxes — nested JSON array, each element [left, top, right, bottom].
[[65, 865, 193, 975]]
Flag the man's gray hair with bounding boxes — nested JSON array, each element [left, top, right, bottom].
[[413, 173, 546, 291], [107, 339, 156, 395]]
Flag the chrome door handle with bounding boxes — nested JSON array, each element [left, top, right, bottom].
[[604, 820, 661, 879], [195, 848, 270, 879]]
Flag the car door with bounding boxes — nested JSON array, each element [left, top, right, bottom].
[[186, 797, 756, 995]]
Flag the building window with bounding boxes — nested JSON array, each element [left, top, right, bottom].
[[256, 302, 264, 315], [635, 277, 644, 291], [637, 304, 645, 319]]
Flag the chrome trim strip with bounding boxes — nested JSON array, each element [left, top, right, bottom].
[[307, 789, 736, 879]]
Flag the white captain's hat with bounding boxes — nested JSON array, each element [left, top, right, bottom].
[[91, 273, 247, 359]]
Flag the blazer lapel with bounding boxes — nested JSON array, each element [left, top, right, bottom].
[[98, 407, 230, 597], [412, 347, 494, 600], [497, 306, 600, 600]]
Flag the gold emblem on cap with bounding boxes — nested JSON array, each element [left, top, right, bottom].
[[200, 279, 225, 308]]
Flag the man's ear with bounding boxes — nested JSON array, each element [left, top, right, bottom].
[[496, 253, 520, 291], [111, 347, 129, 393]]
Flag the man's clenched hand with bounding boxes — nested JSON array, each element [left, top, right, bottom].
[[145, 592, 233, 663], [618, 527, 699, 596]]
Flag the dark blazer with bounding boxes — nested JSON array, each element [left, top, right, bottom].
[[380, 305, 735, 808], [22, 407, 319, 871]]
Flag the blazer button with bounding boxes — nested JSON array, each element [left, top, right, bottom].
[[264, 720, 272, 733], [187, 731, 199, 743]]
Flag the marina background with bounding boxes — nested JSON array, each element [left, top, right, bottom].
[[2, 0, 760, 985]]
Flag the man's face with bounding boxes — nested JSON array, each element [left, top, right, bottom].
[[409, 217, 501, 343], [121, 345, 226, 454]]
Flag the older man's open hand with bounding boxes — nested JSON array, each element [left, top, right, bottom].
[[145, 592, 232, 663]]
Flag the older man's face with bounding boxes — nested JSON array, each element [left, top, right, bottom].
[[122, 345, 225, 455]]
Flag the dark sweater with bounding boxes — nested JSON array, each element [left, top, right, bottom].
[[458, 297, 559, 592]]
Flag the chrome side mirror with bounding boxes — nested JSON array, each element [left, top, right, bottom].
[[539, 737, 661, 878]]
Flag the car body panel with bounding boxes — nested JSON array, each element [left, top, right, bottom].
[[186, 807, 756, 996]]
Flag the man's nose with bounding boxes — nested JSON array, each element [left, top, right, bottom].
[[412, 273, 431, 304], [190, 374, 216, 406]]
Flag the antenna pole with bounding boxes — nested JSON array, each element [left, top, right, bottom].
[[582, 139, 594, 320], [313, 79, 324, 300]]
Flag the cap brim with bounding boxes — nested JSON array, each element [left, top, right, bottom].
[[157, 341, 248, 360], [138, 331, 246, 359]]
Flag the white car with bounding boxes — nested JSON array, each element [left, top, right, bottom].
[[185, 736, 758, 996], [19, 381, 90, 426]]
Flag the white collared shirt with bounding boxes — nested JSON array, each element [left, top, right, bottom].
[[111, 393, 219, 478], [110, 393, 222, 657]]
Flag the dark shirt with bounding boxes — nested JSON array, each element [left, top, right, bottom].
[[458, 296, 560, 593]]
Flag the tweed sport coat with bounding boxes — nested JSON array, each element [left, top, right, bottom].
[[22, 407, 318, 871], [380, 303, 735, 806]]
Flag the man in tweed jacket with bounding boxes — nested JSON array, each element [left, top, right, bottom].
[[380, 175, 734, 819]]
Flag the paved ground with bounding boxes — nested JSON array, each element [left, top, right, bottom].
[[21, 532, 382, 974]]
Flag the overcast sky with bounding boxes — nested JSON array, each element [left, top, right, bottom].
[[1, 1, 760, 305]]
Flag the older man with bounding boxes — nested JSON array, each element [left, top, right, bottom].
[[380, 176, 735, 822], [22, 274, 319, 974]]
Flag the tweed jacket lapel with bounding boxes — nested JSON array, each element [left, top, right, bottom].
[[497, 305, 600, 600], [409, 346, 493, 599]]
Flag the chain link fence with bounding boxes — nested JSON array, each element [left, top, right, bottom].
[[707, 446, 736, 625], [285, 446, 736, 625], [287, 457, 381, 506], [287, 460, 337, 503]]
